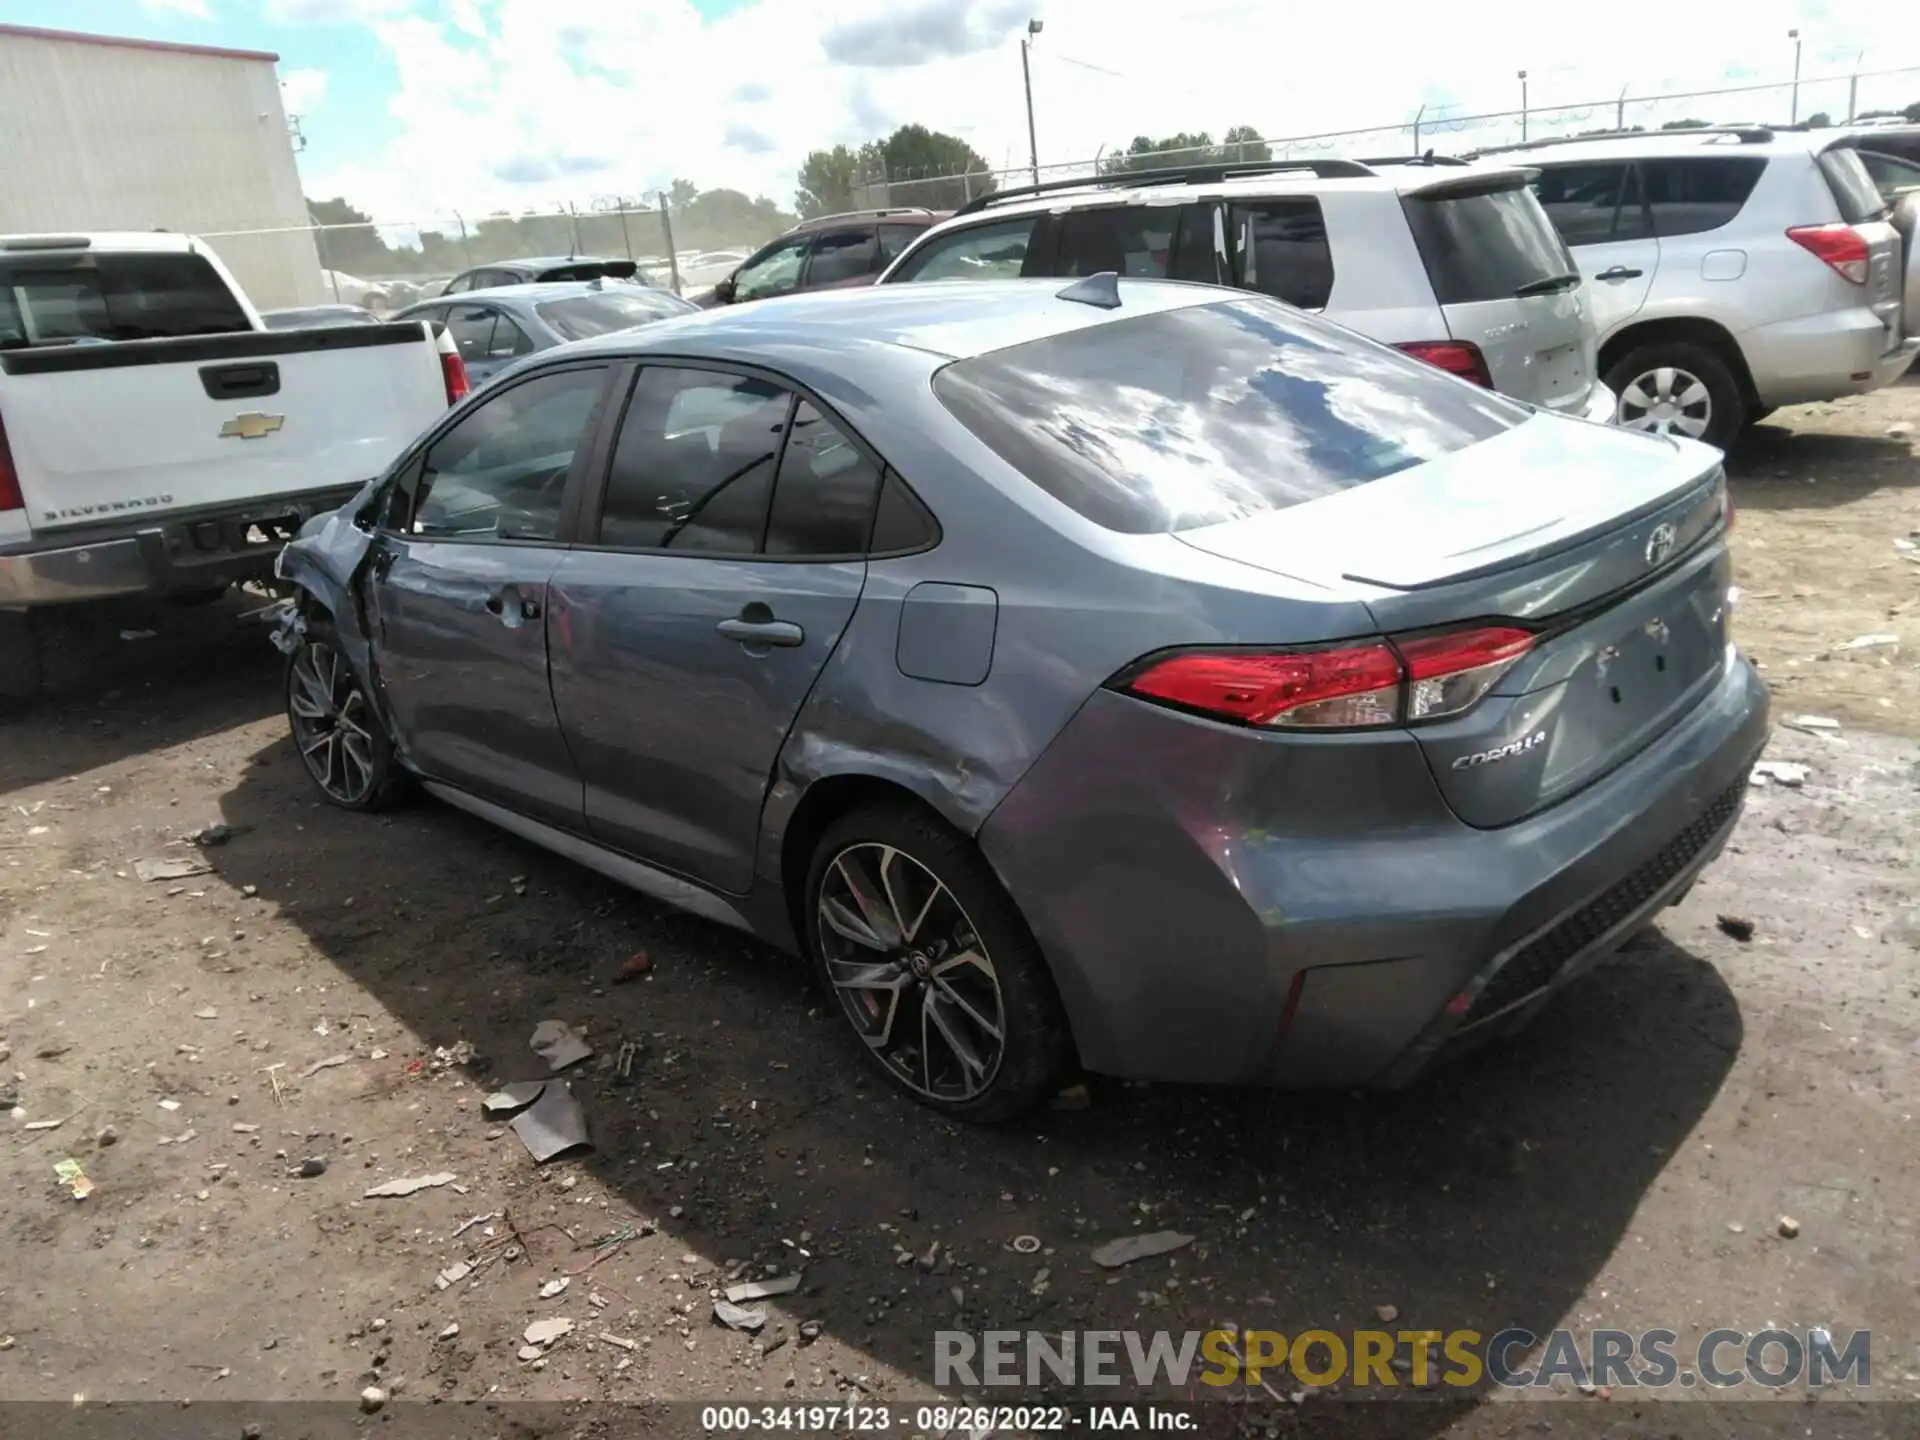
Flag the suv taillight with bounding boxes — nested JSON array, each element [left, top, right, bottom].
[[1115, 625, 1536, 731], [1395, 339, 1494, 388], [0, 406, 22, 514], [1786, 224, 1870, 284]]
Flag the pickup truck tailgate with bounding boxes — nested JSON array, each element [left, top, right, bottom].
[[0, 324, 444, 533]]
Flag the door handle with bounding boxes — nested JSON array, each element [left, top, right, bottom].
[[484, 589, 542, 622], [1595, 266, 1643, 281], [717, 617, 805, 647]]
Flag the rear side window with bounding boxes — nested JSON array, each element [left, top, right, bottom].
[[890, 217, 1039, 282], [1816, 148, 1890, 224], [1640, 158, 1767, 236], [0, 251, 249, 345], [878, 224, 923, 263], [1531, 163, 1646, 246], [1401, 182, 1574, 304], [804, 229, 879, 286], [1227, 200, 1334, 308], [764, 401, 885, 557], [933, 296, 1523, 535], [1057, 207, 1177, 279]]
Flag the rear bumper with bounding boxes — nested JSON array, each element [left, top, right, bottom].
[[979, 649, 1769, 1089], [1743, 309, 1919, 406], [1579, 380, 1619, 425], [0, 484, 363, 607]]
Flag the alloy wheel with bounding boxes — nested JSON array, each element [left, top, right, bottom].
[[816, 842, 1008, 1104], [1617, 365, 1712, 439], [288, 640, 378, 805]]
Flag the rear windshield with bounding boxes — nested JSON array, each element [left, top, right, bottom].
[[933, 295, 1524, 535], [0, 251, 249, 346], [1818, 146, 1890, 224], [535, 290, 695, 341], [1400, 182, 1576, 305]]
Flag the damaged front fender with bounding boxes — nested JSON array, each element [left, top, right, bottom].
[[267, 477, 382, 685]]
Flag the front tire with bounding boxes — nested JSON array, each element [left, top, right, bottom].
[[1605, 342, 1746, 450], [285, 622, 405, 810], [804, 805, 1068, 1123]]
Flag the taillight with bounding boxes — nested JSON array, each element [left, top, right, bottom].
[[1395, 340, 1494, 388], [442, 348, 471, 406], [1117, 624, 1536, 731], [0, 406, 22, 514], [1786, 224, 1869, 284]]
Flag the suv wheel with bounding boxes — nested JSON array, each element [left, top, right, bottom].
[[1606, 342, 1746, 449], [804, 805, 1068, 1123]]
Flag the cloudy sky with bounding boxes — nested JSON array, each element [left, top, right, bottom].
[[11, 0, 1920, 222]]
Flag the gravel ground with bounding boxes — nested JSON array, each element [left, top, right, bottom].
[[1, 383, 1917, 1437]]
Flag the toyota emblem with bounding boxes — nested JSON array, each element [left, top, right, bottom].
[[1645, 522, 1677, 567]]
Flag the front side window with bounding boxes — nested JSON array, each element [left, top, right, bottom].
[[598, 367, 792, 553], [1639, 157, 1768, 237], [804, 229, 879, 286], [733, 238, 809, 301], [0, 252, 249, 346], [1057, 207, 1178, 279], [1227, 200, 1335, 309], [764, 401, 885, 556], [407, 367, 606, 542], [933, 296, 1522, 535], [889, 217, 1039, 282]]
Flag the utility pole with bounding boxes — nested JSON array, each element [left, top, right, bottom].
[[1412, 103, 1425, 155], [1021, 18, 1043, 186], [1788, 28, 1803, 124], [656, 194, 682, 295], [1518, 69, 1529, 142], [1616, 83, 1627, 131]]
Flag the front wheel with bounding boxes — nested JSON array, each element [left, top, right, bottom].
[[285, 624, 404, 810], [1605, 342, 1746, 450], [805, 805, 1069, 1123]]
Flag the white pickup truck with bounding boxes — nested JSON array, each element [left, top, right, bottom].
[[0, 231, 468, 695]]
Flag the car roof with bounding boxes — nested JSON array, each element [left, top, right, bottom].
[[788, 208, 947, 235], [477, 256, 623, 273], [402, 280, 659, 311], [560, 276, 1228, 364], [0, 230, 201, 254], [1467, 125, 1834, 166]]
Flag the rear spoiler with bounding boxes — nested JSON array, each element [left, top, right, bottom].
[[1398, 165, 1541, 200], [536, 260, 638, 282]]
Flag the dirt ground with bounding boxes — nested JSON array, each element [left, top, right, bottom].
[[2, 382, 1918, 1438]]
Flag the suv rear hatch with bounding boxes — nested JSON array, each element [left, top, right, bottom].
[[1815, 145, 1908, 347], [1399, 170, 1602, 416], [1176, 416, 1732, 828]]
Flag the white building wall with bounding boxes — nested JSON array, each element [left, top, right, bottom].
[[0, 24, 326, 309]]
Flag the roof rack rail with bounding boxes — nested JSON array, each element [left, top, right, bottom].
[[952, 158, 1376, 217], [1354, 151, 1472, 167], [1469, 124, 1776, 158], [801, 206, 936, 226]]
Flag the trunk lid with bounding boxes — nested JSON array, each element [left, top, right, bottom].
[[1399, 171, 1602, 415], [1176, 414, 1732, 827]]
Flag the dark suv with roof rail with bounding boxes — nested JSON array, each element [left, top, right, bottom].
[[697, 208, 952, 308]]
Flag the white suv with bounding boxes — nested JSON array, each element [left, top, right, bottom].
[[875, 158, 1618, 426], [1487, 126, 1919, 448]]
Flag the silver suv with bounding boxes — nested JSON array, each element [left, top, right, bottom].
[[1486, 126, 1919, 448], [876, 159, 1618, 426]]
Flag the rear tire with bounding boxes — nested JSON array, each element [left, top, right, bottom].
[[804, 804, 1069, 1124], [285, 619, 406, 811], [1605, 342, 1746, 450]]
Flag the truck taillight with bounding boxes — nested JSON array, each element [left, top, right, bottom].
[[1786, 224, 1870, 284], [442, 349, 471, 406], [1394, 339, 1494, 388], [1115, 625, 1537, 731], [0, 407, 22, 514]]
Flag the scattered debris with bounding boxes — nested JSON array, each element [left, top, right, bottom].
[[53, 1158, 93, 1200], [1778, 1215, 1801, 1239], [529, 1019, 593, 1072], [438, 1323, 460, 1340], [538, 1277, 570, 1300], [450, 1211, 497, 1239], [599, 1333, 639, 1352], [1010, 1235, 1042, 1255], [1727, 1222, 1746, 1235], [158, 1100, 181, 1113], [798, 1320, 823, 1345], [1751, 760, 1810, 788], [1374, 1304, 1399, 1323], [511, 1080, 590, 1163], [95, 1126, 117, 1148], [1092, 1231, 1195, 1268], [363, 1171, 456, 1199], [714, 1300, 767, 1332], [24, 1119, 64, 1132], [725, 1273, 804, 1304], [296, 1157, 327, 1179], [434, 1261, 473, 1291], [523, 1317, 574, 1348], [1785, 714, 1842, 734], [232, 1122, 259, 1134], [134, 856, 211, 883], [612, 951, 651, 984], [482, 1081, 546, 1119], [299, 1054, 350, 1079], [616, 1041, 639, 1081], [1716, 915, 1756, 943], [1049, 1082, 1092, 1111], [1838, 633, 1899, 651], [193, 1007, 218, 1020], [191, 823, 240, 848], [359, 1386, 387, 1414]]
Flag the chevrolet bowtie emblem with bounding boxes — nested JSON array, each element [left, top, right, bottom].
[[219, 412, 285, 440]]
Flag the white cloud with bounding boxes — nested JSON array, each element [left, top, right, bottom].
[[142, 0, 211, 18], [267, 0, 410, 22], [281, 67, 329, 115], [297, 0, 1920, 224]]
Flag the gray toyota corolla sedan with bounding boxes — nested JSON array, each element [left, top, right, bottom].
[[272, 276, 1769, 1122]]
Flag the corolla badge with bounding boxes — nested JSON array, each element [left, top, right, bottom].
[[1451, 730, 1548, 771], [1645, 522, 1677, 567]]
